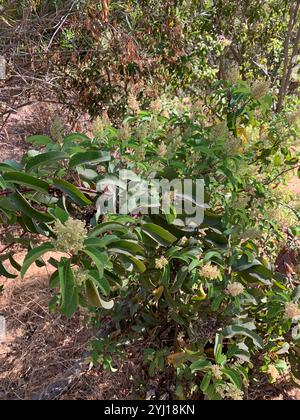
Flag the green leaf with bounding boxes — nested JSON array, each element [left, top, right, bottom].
[[69, 151, 110, 168], [83, 247, 107, 279], [190, 359, 211, 372], [3, 171, 49, 193], [141, 223, 177, 247], [26, 135, 53, 146], [88, 269, 110, 296], [124, 255, 147, 273], [8, 254, 21, 271], [214, 333, 224, 364], [200, 372, 212, 393], [0, 174, 7, 189], [223, 325, 263, 350], [89, 222, 129, 237], [170, 265, 189, 293], [52, 179, 91, 206], [107, 240, 145, 256], [84, 235, 120, 249], [85, 277, 102, 308], [222, 367, 243, 390], [25, 152, 69, 172], [162, 265, 170, 287], [58, 259, 78, 318], [0, 261, 17, 279], [10, 192, 54, 223], [21, 243, 54, 278]]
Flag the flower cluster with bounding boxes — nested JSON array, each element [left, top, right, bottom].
[[199, 263, 221, 280], [227, 282, 244, 297], [216, 383, 244, 400], [211, 365, 223, 380], [284, 302, 300, 320], [150, 98, 163, 114], [52, 218, 87, 254], [155, 256, 169, 269], [251, 80, 270, 100], [127, 94, 140, 114]]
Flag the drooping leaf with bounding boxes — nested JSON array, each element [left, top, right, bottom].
[[52, 179, 91, 206], [21, 243, 54, 278]]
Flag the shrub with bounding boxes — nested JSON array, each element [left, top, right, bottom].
[[0, 80, 300, 399]]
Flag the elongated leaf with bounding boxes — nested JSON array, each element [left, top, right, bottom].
[[222, 367, 243, 389], [141, 223, 177, 247], [83, 247, 107, 279], [0, 261, 17, 279], [190, 359, 211, 372], [89, 222, 128, 237], [85, 278, 102, 307], [21, 243, 54, 278], [84, 235, 120, 249], [26, 135, 53, 146], [88, 269, 110, 296], [8, 254, 21, 271], [99, 296, 114, 310], [3, 171, 49, 193], [25, 152, 69, 172], [52, 179, 91, 206], [58, 259, 78, 318], [120, 254, 146, 273], [107, 240, 144, 255], [10, 192, 54, 223], [0, 174, 7, 189], [223, 325, 263, 350], [170, 265, 189, 293], [69, 151, 110, 168]]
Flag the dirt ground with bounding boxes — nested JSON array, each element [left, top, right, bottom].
[[0, 104, 300, 400]]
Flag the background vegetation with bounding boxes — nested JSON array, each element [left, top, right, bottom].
[[0, 0, 300, 400]]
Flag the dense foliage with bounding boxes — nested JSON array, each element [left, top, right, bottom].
[[1, 74, 300, 399], [1, 0, 299, 120]]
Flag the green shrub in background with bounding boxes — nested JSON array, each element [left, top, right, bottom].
[[0, 79, 300, 399]]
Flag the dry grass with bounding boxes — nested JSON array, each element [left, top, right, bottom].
[[0, 253, 300, 400]]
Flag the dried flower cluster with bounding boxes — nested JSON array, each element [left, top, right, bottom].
[[227, 282, 244, 297], [267, 364, 280, 382], [284, 302, 300, 320], [251, 80, 270, 100]]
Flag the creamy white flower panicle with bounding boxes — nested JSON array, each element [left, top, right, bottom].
[[150, 98, 163, 114], [211, 365, 223, 380], [284, 302, 300, 320], [216, 383, 244, 400], [227, 282, 244, 297], [127, 94, 140, 114], [155, 256, 169, 270], [199, 263, 221, 280], [52, 218, 87, 254]]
